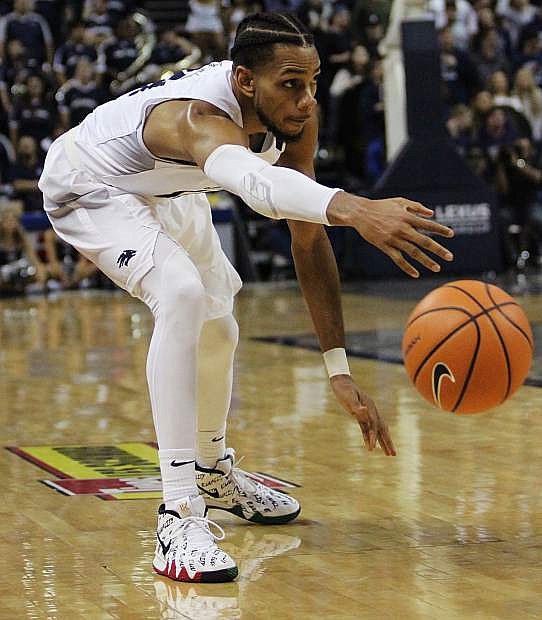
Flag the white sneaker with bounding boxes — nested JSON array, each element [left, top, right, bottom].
[[152, 495, 238, 582], [196, 449, 301, 524]]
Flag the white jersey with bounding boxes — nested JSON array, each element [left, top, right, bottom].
[[61, 61, 285, 199]]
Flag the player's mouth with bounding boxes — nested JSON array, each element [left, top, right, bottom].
[[288, 116, 311, 124]]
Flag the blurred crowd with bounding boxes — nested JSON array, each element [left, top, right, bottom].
[[1, 0, 542, 294]]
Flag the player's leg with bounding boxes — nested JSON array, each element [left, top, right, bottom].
[[196, 314, 239, 467], [45, 196, 237, 582], [155, 193, 301, 524]]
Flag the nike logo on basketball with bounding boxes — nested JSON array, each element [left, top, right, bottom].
[[117, 249, 136, 267], [170, 459, 195, 467], [432, 362, 456, 408], [156, 532, 171, 556], [197, 485, 221, 498]]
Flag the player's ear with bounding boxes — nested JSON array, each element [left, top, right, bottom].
[[234, 66, 255, 98]]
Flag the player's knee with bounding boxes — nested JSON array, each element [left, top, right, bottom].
[[208, 314, 239, 350], [166, 274, 206, 315], [159, 252, 206, 318]]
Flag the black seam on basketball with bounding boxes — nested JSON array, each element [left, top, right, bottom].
[[475, 286, 512, 400], [485, 285, 534, 351], [406, 306, 473, 330], [442, 284, 489, 310], [437, 285, 513, 401], [412, 302, 518, 384], [452, 319, 481, 412], [413, 315, 474, 384]]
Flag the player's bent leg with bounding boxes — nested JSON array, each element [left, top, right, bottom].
[[46, 201, 239, 579], [196, 449, 301, 525]]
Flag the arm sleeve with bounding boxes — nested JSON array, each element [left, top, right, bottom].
[[204, 144, 341, 225]]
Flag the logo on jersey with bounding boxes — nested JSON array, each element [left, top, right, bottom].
[[117, 249, 136, 268], [431, 362, 456, 408]]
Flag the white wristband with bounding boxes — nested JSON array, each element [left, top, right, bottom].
[[323, 347, 350, 378]]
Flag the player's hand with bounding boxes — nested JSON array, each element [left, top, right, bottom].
[[328, 194, 455, 278], [330, 374, 396, 456]]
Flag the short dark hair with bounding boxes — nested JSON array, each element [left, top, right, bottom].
[[231, 12, 314, 71]]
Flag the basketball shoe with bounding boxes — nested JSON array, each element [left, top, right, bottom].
[[152, 495, 238, 582], [195, 448, 301, 524]]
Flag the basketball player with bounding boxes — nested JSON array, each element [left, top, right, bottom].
[[38, 13, 454, 583]]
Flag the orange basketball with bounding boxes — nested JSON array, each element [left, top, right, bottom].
[[402, 280, 534, 414]]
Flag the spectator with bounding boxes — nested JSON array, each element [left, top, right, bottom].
[[475, 6, 512, 58], [477, 105, 519, 163], [53, 23, 101, 84], [495, 136, 542, 267], [356, 12, 384, 59], [497, 0, 537, 50], [8, 135, 43, 212], [327, 44, 369, 157], [351, 0, 391, 43], [297, 0, 328, 34], [439, 25, 481, 108], [512, 66, 542, 141], [0, 0, 53, 68], [471, 29, 511, 86], [9, 73, 59, 150], [318, 5, 352, 126], [358, 58, 386, 182], [99, 14, 140, 87], [513, 30, 542, 86], [431, 0, 478, 51], [0, 207, 46, 294], [150, 28, 200, 71], [471, 89, 494, 133], [446, 103, 474, 155], [83, 0, 116, 45], [56, 58, 108, 130], [43, 227, 98, 287], [0, 39, 30, 117], [184, 0, 226, 63], [488, 69, 523, 111]]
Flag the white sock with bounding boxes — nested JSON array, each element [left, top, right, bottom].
[[196, 315, 238, 467], [197, 427, 226, 468], [159, 449, 199, 507]]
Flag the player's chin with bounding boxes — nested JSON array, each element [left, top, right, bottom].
[[284, 118, 308, 133], [279, 121, 306, 141]]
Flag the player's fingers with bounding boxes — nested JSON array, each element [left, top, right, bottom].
[[409, 214, 454, 238], [378, 425, 397, 456], [353, 405, 373, 451], [359, 420, 372, 451], [396, 240, 442, 273], [363, 400, 381, 451], [395, 198, 434, 217], [407, 230, 454, 262], [386, 248, 419, 278]]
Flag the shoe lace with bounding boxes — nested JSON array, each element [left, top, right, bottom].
[[177, 516, 226, 553], [230, 455, 259, 494]]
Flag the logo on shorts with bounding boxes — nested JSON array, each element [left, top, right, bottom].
[[117, 249, 136, 268]]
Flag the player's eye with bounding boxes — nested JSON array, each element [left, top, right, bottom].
[[283, 79, 297, 88]]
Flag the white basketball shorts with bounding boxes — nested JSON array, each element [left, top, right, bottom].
[[40, 137, 242, 321]]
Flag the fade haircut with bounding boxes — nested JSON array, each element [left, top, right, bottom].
[[231, 12, 314, 71]]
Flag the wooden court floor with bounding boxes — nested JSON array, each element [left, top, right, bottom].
[[1, 281, 541, 619]]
